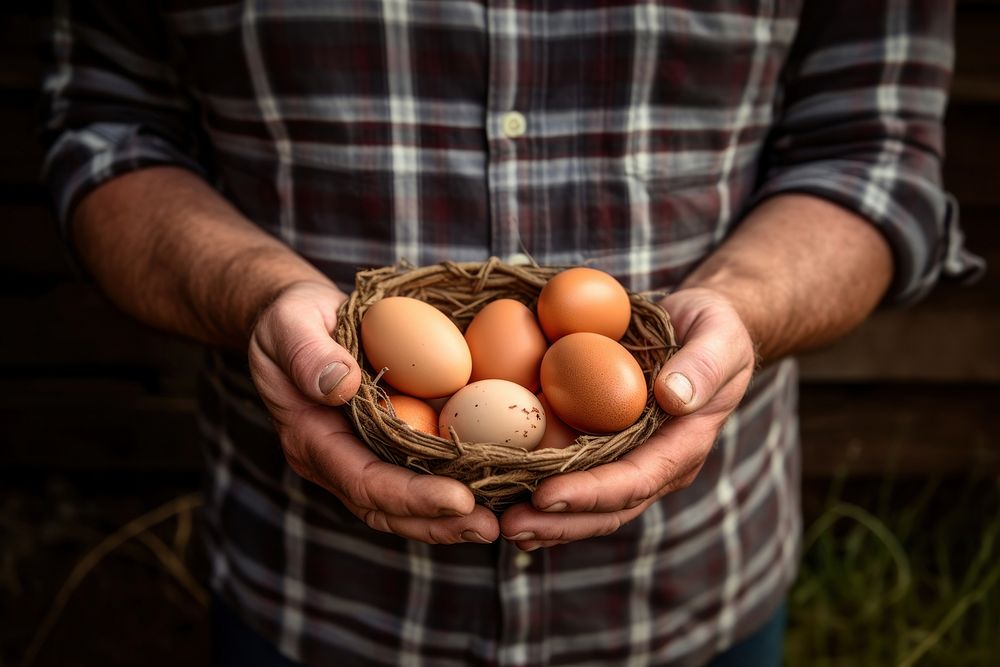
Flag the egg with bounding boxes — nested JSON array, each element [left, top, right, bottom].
[[464, 298, 548, 392], [536, 267, 632, 342], [540, 332, 647, 434], [439, 379, 546, 449], [361, 296, 472, 398], [535, 393, 580, 450], [381, 394, 439, 436], [424, 395, 451, 413]]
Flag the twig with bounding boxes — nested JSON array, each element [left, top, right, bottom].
[[18, 493, 204, 667], [135, 529, 208, 607], [173, 503, 193, 560], [896, 563, 1000, 667], [802, 501, 913, 607]]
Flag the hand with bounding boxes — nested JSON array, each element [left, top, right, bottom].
[[499, 287, 757, 550], [248, 280, 500, 544]]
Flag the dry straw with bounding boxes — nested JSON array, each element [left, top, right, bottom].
[[334, 258, 678, 511]]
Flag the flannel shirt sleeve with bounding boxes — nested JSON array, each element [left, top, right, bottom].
[[40, 1, 207, 234], [755, 0, 985, 304]]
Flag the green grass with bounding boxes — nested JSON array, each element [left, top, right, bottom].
[[786, 475, 1000, 666]]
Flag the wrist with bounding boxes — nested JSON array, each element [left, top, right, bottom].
[[674, 194, 893, 363], [248, 277, 346, 339], [221, 251, 339, 347], [660, 285, 760, 373], [673, 276, 771, 365]]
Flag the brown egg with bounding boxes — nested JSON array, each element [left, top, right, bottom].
[[361, 296, 472, 398], [540, 332, 647, 434], [464, 298, 548, 392], [382, 394, 439, 436], [536, 267, 632, 342], [424, 395, 451, 413], [536, 393, 580, 450]]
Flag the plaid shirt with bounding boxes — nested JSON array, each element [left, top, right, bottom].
[[43, 1, 977, 665]]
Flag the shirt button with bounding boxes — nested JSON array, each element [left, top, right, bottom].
[[514, 551, 533, 569], [501, 111, 527, 138]]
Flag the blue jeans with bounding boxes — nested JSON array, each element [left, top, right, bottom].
[[211, 595, 786, 666], [705, 604, 787, 667]]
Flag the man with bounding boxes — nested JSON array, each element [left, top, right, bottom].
[[42, 1, 980, 665]]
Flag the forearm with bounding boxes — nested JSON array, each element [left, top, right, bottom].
[[681, 193, 893, 363], [73, 166, 333, 349]]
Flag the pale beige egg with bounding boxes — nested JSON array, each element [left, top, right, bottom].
[[439, 379, 546, 449]]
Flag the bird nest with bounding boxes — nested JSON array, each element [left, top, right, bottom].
[[334, 258, 678, 511]]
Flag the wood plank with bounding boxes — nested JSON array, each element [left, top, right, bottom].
[[950, 76, 1000, 105], [798, 257, 1000, 382], [0, 387, 202, 471], [0, 283, 203, 394], [0, 13, 47, 92], [0, 93, 46, 191], [944, 105, 1000, 209], [953, 2, 1000, 105], [800, 383, 1000, 478], [0, 204, 74, 283]]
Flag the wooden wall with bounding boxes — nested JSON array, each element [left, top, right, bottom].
[[797, 1, 1000, 476], [1, 2, 998, 484]]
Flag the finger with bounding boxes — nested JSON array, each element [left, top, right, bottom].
[[350, 501, 501, 545], [500, 500, 648, 545], [252, 284, 362, 405], [653, 301, 754, 417], [297, 405, 477, 518], [528, 415, 720, 513]]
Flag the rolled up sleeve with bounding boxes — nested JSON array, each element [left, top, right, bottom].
[[755, 0, 985, 304], [41, 1, 207, 233]]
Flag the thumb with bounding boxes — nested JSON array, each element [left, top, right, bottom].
[[653, 297, 755, 417], [252, 283, 363, 406], [653, 356, 716, 417]]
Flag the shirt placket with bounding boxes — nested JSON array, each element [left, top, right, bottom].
[[496, 539, 550, 666], [486, 0, 531, 265]]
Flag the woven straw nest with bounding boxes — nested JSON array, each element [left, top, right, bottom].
[[334, 257, 678, 511]]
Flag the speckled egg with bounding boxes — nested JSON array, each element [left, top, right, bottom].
[[439, 379, 546, 449]]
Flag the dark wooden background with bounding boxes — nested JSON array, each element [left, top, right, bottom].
[[1, 2, 998, 665]]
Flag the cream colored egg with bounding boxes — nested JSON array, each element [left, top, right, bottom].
[[438, 379, 546, 449]]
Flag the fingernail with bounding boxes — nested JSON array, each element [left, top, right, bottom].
[[541, 501, 568, 513], [318, 362, 349, 396], [505, 531, 535, 541], [665, 372, 693, 404], [521, 544, 541, 552], [461, 530, 492, 544]]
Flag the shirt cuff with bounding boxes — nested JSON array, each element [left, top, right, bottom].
[[43, 121, 207, 235], [752, 162, 986, 305]]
